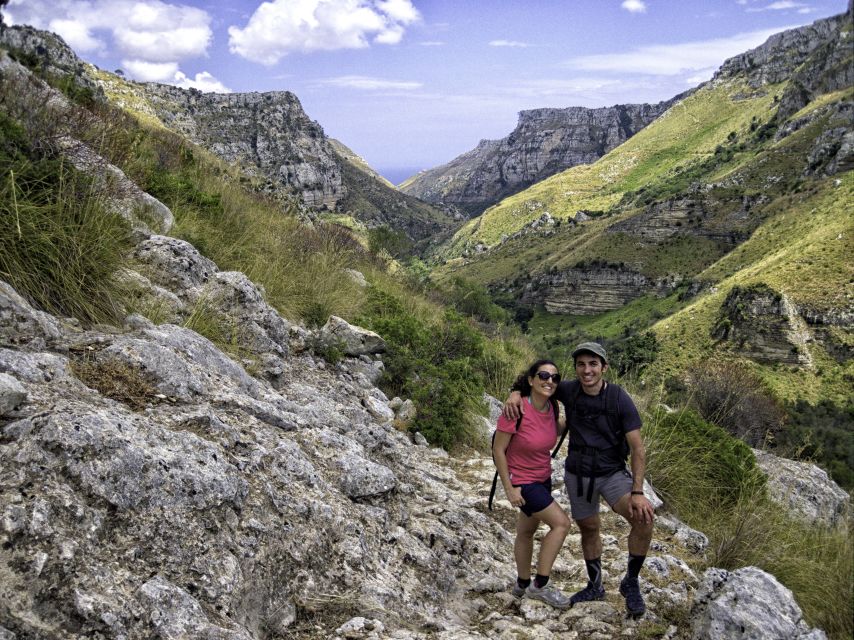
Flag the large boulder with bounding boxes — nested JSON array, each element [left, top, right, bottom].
[[691, 566, 827, 640], [319, 316, 386, 356], [754, 449, 850, 527]]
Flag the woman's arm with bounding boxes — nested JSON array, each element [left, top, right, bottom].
[[493, 430, 524, 507]]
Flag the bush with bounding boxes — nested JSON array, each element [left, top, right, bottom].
[[644, 405, 851, 639], [644, 408, 765, 510], [779, 398, 854, 489], [685, 360, 786, 447], [356, 287, 489, 449], [443, 277, 509, 324], [610, 331, 659, 376]]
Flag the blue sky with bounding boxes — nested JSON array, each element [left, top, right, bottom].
[[5, 0, 848, 183]]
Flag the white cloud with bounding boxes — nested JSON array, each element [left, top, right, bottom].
[[122, 59, 229, 92], [621, 0, 648, 13], [745, 1, 811, 11], [6, 0, 211, 62], [316, 75, 423, 90], [4, 0, 224, 91], [173, 71, 230, 93], [489, 40, 530, 48], [228, 0, 420, 65], [565, 27, 794, 75]]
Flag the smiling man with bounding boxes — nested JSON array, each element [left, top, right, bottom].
[[503, 341, 654, 618]]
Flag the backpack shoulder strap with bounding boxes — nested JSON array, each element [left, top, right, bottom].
[[604, 383, 629, 458]]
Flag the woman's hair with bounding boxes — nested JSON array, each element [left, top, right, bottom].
[[512, 359, 559, 397]]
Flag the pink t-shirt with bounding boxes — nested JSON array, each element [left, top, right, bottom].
[[496, 399, 558, 485]]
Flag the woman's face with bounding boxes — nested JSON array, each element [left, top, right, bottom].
[[528, 364, 560, 398]]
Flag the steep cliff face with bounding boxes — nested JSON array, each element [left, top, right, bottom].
[[401, 99, 680, 216], [714, 9, 852, 120], [142, 84, 346, 209], [521, 266, 681, 315], [712, 284, 812, 366]]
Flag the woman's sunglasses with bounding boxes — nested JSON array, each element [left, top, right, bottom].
[[534, 371, 561, 383]]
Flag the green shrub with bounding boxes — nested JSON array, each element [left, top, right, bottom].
[[643, 403, 851, 639], [356, 287, 489, 449], [644, 408, 765, 510]]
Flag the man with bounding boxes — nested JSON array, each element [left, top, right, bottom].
[[503, 341, 654, 617]]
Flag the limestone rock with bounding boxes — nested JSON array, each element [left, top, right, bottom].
[[57, 136, 173, 235], [0, 281, 63, 347], [203, 272, 291, 356], [134, 236, 218, 295], [713, 284, 811, 366], [0, 372, 26, 415], [337, 454, 397, 498], [754, 449, 849, 526], [140, 575, 252, 640], [521, 266, 680, 315], [320, 316, 387, 356], [691, 566, 827, 640]]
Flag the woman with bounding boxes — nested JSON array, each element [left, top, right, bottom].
[[493, 359, 573, 609]]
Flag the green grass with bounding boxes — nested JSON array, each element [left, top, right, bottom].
[[641, 403, 853, 640], [0, 113, 132, 325]]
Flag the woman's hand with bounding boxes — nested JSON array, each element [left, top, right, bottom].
[[506, 485, 525, 508]]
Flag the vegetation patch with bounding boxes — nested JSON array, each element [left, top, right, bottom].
[[70, 356, 161, 411]]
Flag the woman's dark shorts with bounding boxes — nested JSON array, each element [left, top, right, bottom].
[[517, 478, 554, 517]]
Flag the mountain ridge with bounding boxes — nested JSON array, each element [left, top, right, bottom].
[[399, 96, 688, 216]]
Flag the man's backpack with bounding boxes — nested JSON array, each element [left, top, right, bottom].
[[488, 397, 564, 510]]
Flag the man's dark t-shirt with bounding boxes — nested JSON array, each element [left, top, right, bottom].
[[553, 381, 641, 477]]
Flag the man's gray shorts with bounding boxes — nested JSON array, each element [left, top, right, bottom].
[[564, 468, 633, 520]]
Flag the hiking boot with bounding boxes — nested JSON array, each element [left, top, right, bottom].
[[525, 583, 572, 609], [511, 582, 527, 598], [619, 576, 646, 617], [569, 582, 606, 606]]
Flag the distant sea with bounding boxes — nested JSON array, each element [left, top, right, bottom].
[[377, 167, 424, 187]]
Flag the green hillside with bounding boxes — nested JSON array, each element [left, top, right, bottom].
[[431, 32, 853, 488], [440, 78, 782, 258]]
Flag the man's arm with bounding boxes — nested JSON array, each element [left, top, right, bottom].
[[501, 391, 524, 420], [625, 429, 654, 524]]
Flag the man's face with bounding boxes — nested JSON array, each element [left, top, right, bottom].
[[575, 353, 607, 391]]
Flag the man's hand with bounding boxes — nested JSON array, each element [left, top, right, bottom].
[[628, 492, 654, 525], [502, 391, 524, 420]]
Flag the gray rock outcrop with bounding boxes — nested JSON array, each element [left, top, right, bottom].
[[691, 566, 827, 640], [400, 99, 682, 216], [754, 449, 850, 527], [712, 284, 811, 366], [521, 266, 681, 315], [320, 316, 387, 356]]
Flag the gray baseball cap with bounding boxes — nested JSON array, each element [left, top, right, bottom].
[[572, 341, 608, 364]]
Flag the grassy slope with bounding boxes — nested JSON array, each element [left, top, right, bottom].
[[441, 78, 782, 258], [652, 171, 854, 405]]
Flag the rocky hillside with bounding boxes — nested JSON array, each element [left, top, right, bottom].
[[400, 99, 680, 216], [0, 272, 840, 639], [0, 24, 455, 244], [435, 7, 851, 379]]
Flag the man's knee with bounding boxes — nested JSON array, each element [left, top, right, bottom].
[[576, 516, 600, 536]]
